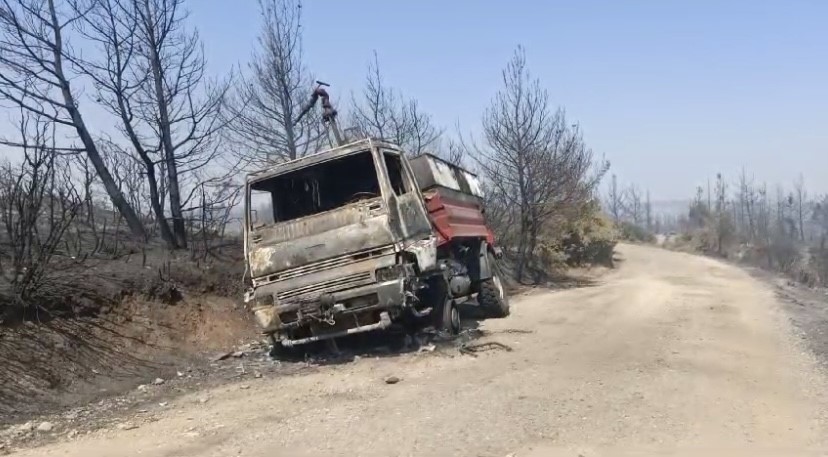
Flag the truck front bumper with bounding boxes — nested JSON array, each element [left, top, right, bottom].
[[280, 311, 393, 347], [253, 277, 408, 345]]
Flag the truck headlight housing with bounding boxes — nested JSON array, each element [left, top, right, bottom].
[[251, 293, 278, 328], [375, 265, 403, 282]]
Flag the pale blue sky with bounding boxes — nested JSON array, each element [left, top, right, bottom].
[[190, 0, 828, 200], [1, 1, 823, 200]]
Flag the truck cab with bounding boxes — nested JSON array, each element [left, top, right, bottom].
[[244, 138, 508, 349]]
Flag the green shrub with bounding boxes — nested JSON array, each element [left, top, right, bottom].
[[618, 221, 655, 243], [553, 202, 618, 267]]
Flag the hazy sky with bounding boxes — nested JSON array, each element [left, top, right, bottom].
[[188, 0, 828, 200], [1, 1, 825, 201]]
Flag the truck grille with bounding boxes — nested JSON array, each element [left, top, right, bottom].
[[264, 245, 395, 283], [277, 271, 373, 302]]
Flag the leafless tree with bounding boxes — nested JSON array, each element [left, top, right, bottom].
[[64, 0, 176, 247], [437, 138, 466, 166], [623, 184, 643, 225], [0, 112, 84, 313], [225, 0, 321, 166], [71, 0, 231, 249], [713, 173, 733, 255], [645, 190, 652, 232], [605, 174, 623, 223], [132, 0, 231, 248], [737, 168, 757, 242], [471, 47, 607, 280], [680, 169, 828, 284], [350, 51, 441, 155], [794, 174, 806, 241], [182, 177, 243, 261], [814, 196, 828, 250], [0, 0, 146, 238]]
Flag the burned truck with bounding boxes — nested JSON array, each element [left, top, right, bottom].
[[243, 84, 508, 349]]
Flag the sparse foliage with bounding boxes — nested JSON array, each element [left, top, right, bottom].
[[471, 47, 608, 281], [225, 0, 322, 166], [0, 0, 146, 238], [350, 52, 441, 155], [70, 0, 234, 249], [674, 170, 828, 287], [0, 113, 83, 316]]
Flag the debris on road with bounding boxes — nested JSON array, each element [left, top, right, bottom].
[[459, 341, 513, 356], [213, 341, 270, 363], [384, 376, 401, 385], [213, 351, 235, 362], [152, 378, 165, 386], [496, 329, 534, 335]]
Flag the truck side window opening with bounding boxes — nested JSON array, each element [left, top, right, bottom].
[[383, 152, 407, 196], [249, 151, 381, 225], [249, 189, 275, 227]]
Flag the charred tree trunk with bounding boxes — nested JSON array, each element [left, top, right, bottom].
[[142, 0, 187, 248], [47, 0, 146, 239]]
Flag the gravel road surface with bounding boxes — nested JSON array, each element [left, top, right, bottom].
[[14, 244, 828, 456]]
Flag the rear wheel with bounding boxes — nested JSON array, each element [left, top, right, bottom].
[[478, 253, 510, 318]]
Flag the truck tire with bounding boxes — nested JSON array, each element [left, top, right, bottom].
[[478, 253, 510, 318], [435, 297, 461, 335]]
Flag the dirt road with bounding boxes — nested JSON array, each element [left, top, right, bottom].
[[15, 244, 828, 456]]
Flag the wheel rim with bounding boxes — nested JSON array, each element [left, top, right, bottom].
[[449, 303, 460, 333], [493, 274, 505, 300]]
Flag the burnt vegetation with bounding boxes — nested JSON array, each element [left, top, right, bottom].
[[0, 0, 624, 422], [468, 48, 612, 282], [602, 174, 657, 244], [0, 0, 614, 321], [666, 172, 828, 288], [0, 0, 242, 323]]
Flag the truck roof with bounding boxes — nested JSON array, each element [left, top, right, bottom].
[[245, 138, 403, 184], [408, 153, 484, 198]]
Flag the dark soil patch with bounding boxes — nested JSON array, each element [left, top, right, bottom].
[[0, 294, 255, 424]]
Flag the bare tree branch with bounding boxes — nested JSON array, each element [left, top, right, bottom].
[[0, 0, 146, 238], [349, 51, 441, 155]]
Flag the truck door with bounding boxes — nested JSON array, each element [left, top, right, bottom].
[[379, 150, 432, 240]]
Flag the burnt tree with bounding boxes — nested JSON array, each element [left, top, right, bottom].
[[226, 0, 320, 165], [350, 51, 441, 155], [0, 0, 146, 238], [473, 47, 605, 280]]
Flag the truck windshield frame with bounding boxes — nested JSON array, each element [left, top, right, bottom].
[[247, 149, 384, 228]]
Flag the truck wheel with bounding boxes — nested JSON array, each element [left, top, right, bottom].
[[478, 254, 510, 318], [436, 298, 461, 335]]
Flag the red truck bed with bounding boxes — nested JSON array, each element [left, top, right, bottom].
[[408, 154, 494, 246]]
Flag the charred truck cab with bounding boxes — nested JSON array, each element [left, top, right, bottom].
[[244, 139, 509, 348], [243, 84, 508, 349]]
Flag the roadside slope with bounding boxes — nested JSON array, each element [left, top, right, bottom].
[[13, 243, 828, 456]]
